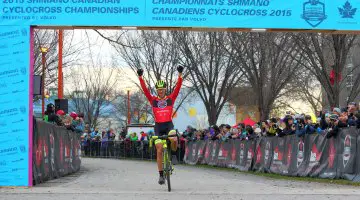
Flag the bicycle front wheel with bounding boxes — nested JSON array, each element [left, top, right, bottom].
[[166, 170, 171, 192], [163, 148, 171, 192]]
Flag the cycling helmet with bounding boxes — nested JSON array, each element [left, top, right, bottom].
[[155, 80, 166, 89]]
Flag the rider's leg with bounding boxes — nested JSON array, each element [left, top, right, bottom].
[[168, 130, 178, 152], [155, 140, 163, 171]]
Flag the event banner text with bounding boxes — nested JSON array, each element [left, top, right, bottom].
[[0, 0, 359, 30]]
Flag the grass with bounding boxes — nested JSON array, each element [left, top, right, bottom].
[[182, 164, 360, 186]]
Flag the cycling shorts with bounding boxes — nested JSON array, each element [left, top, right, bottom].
[[155, 121, 174, 136]]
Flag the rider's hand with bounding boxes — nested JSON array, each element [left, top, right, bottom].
[[137, 68, 144, 77], [177, 65, 184, 73]]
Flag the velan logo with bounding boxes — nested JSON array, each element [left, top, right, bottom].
[[301, 0, 327, 27]]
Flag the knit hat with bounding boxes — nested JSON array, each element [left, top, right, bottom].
[[333, 107, 341, 114]]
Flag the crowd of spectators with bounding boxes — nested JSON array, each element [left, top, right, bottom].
[[42, 102, 359, 157], [182, 102, 360, 142]]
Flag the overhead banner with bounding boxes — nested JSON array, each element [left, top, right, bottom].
[[184, 128, 360, 182], [0, 0, 360, 30]]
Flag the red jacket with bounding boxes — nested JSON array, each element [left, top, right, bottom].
[[139, 76, 182, 123]]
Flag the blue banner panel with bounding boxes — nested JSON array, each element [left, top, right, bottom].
[[0, 0, 359, 30], [0, 26, 30, 186]]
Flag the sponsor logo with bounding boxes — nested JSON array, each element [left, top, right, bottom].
[[301, 0, 327, 27], [0, 82, 7, 89], [343, 135, 351, 167], [339, 1, 357, 18], [247, 147, 253, 160], [12, 129, 25, 133], [239, 143, 245, 161], [20, 67, 26, 75], [0, 160, 6, 166], [287, 144, 292, 167], [273, 146, 283, 162], [198, 147, 203, 157], [157, 100, 167, 109], [12, 168, 26, 172], [211, 143, 217, 159], [256, 145, 262, 164], [21, 29, 27, 36], [297, 140, 304, 167], [0, 147, 17, 154], [204, 144, 210, 159], [0, 108, 18, 115], [192, 147, 196, 157], [328, 138, 336, 168], [0, 69, 19, 77], [19, 145, 26, 153], [19, 106, 26, 114], [264, 141, 271, 165], [231, 145, 236, 161], [309, 144, 322, 166], [185, 146, 189, 156], [12, 158, 24, 163]]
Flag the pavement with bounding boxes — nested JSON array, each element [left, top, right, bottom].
[[1, 158, 360, 200]]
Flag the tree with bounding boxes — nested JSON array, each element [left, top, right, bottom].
[[175, 31, 244, 125], [66, 65, 121, 128], [229, 32, 302, 120], [33, 30, 83, 87], [95, 30, 194, 116], [289, 70, 322, 113], [294, 33, 359, 108]]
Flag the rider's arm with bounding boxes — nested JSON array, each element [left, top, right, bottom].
[[139, 76, 153, 102], [169, 75, 183, 99]]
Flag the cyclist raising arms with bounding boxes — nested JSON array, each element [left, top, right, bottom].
[[137, 66, 184, 185]]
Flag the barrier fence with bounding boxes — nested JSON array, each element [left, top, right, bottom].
[[81, 139, 186, 162], [184, 128, 360, 182], [33, 119, 82, 185]]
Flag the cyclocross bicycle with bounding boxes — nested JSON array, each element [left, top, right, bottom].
[[149, 133, 179, 192]]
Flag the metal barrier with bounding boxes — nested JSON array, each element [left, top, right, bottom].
[[81, 140, 186, 162]]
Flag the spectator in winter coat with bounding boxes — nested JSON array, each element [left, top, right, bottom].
[[279, 115, 296, 137], [266, 118, 281, 137], [130, 132, 138, 142]]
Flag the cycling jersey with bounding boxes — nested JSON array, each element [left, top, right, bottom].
[[139, 76, 182, 123]]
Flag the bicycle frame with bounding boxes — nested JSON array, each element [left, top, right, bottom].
[[149, 134, 179, 192]]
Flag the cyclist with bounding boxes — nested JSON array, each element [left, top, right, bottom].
[[137, 65, 184, 185]]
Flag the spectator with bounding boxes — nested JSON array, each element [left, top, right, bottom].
[[81, 129, 91, 156], [140, 131, 148, 141], [230, 127, 240, 139], [266, 118, 280, 137], [279, 115, 295, 137], [72, 115, 84, 134], [182, 125, 195, 140], [347, 102, 358, 127], [44, 103, 55, 122], [210, 125, 221, 140], [130, 132, 138, 142], [101, 131, 109, 157]]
